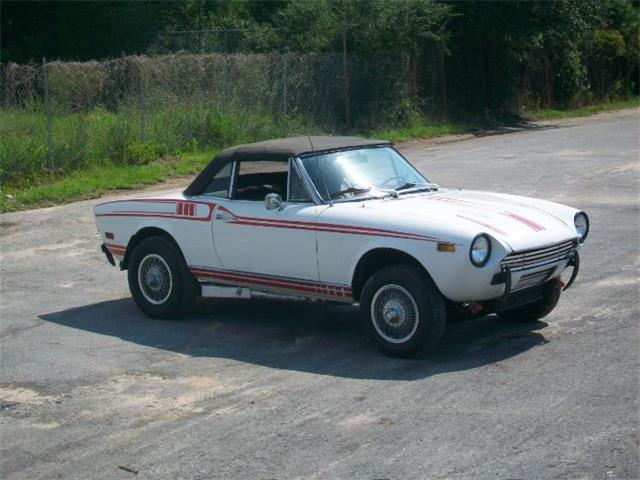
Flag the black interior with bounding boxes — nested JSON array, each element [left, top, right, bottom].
[[234, 172, 287, 201]]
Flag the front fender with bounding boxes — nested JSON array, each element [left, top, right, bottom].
[[348, 235, 510, 303]]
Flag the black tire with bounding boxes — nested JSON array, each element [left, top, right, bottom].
[[500, 280, 561, 322], [127, 236, 198, 319], [360, 265, 446, 358]]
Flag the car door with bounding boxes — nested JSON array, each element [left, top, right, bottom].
[[211, 158, 319, 282]]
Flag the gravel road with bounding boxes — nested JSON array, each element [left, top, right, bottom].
[[1, 108, 639, 479]]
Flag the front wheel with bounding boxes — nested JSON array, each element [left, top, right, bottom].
[[360, 265, 446, 358], [127, 236, 198, 319]]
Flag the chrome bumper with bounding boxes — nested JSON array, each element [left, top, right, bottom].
[[495, 250, 580, 309]]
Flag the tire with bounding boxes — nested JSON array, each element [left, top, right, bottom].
[[360, 265, 446, 358], [499, 280, 561, 322], [127, 236, 198, 319]]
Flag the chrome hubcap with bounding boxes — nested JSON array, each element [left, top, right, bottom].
[[371, 284, 419, 344], [382, 299, 406, 326], [138, 254, 172, 305]]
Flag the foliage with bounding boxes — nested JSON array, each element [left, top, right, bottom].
[[2, 0, 637, 113], [1, 0, 638, 207]]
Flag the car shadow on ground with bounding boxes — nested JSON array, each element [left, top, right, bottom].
[[40, 297, 549, 381]]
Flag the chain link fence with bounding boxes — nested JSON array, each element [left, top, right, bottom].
[[0, 48, 446, 187]]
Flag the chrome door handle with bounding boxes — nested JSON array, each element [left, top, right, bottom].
[[215, 212, 233, 222]]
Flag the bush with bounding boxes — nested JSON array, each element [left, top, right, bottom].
[[125, 142, 167, 165], [554, 47, 590, 108]]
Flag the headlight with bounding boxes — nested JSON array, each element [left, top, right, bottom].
[[470, 233, 491, 267], [574, 212, 589, 243]]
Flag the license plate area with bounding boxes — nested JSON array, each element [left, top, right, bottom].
[[499, 284, 544, 311]]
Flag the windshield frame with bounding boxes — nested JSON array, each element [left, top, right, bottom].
[[297, 145, 431, 204]]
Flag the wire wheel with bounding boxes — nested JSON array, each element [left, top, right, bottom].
[[137, 253, 173, 305], [371, 284, 419, 344]]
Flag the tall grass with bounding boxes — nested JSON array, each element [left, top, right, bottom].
[[1, 97, 638, 212], [0, 105, 310, 188]]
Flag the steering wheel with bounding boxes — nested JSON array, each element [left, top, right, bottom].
[[381, 175, 405, 187]]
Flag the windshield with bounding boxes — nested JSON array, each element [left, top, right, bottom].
[[300, 147, 433, 202]]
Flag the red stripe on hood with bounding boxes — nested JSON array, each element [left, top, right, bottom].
[[502, 212, 545, 232]]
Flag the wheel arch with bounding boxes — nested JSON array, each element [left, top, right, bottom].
[[351, 247, 438, 301], [121, 226, 186, 270]]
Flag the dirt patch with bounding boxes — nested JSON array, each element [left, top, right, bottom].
[[0, 386, 55, 406], [0, 221, 19, 236]]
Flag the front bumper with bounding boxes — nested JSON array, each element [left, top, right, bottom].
[[494, 250, 580, 310]]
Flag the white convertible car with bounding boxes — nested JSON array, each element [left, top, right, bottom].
[[94, 136, 588, 357]]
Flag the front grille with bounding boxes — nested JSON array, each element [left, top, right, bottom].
[[501, 239, 577, 272]]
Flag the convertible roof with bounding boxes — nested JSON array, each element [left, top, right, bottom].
[[184, 135, 391, 196]]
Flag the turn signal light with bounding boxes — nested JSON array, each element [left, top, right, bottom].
[[470, 302, 483, 314], [437, 242, 456, 252]]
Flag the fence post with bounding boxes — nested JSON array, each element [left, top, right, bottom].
[[223, 29, 229, 112], [342, 32, 351, 132], [139, 65, 145, 143], [440, 45, 448, 116], [282, 52, 288, 118], [42, 57, 54, 169]]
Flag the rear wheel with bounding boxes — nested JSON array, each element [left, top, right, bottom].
[[360, 265, 446, 357], [127, 236, 198, 319], [499, 280, 561, 322]]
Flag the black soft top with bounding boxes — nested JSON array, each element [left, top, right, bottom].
[[184, 135, 390, 197]]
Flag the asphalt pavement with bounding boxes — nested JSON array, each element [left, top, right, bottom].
[[1, 108, 639, 479]]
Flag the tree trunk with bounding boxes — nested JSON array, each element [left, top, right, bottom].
[[479, 33, 489, 114], [542, 50, 553, 107], [410, 54, 418, 100], [440, 45, 448, 116]]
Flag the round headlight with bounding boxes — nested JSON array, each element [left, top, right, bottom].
[[574, 212, 589, 243], [470, 233, 491, 267]]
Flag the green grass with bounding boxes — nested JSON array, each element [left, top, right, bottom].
[[0, 150, 214, 213], [0, 105, 307, 188], [0, 103, 307, 212], [1, 97, 638, 213], [368, 121, 472, 143], [523, 97, 639, 121]]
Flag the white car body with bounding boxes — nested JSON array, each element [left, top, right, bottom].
[[94, 137, 585, 308]]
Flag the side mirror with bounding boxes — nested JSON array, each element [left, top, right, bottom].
[[265, 193, 283, 211]]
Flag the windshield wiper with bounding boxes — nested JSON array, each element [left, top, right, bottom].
[[329, 186, 371, 200], [396, 182, 417, 191], [396, 182, 438, 193]]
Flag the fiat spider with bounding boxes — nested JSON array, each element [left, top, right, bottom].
[[94, 136, 588, 357]]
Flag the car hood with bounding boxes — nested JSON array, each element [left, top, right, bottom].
[[356, 189, 579, 252]]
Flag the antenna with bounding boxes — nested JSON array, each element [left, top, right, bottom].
[[308, 135, 333, 207]]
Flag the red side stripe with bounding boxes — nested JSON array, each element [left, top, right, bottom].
[[227, 219, 436, 242], [97, 202, 447, 243], [219, 207, 437, 239], [191, 270, 322, 295], [96, 209, 215, 222], [96, 201, 216, 222], [105, 243, 126, 256], [189, 267, 352, 298]]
